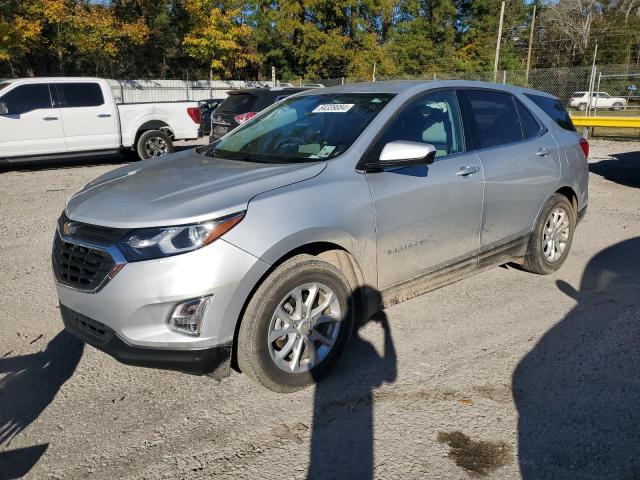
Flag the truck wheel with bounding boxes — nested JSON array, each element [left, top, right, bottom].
[[577, 103, 587, 111], [237, 254, 354, 393], [522, 194, 575, 275], [612, 102, 624, 111], [137, 130, 174, 160]]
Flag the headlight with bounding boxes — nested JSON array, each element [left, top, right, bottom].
[[118, 211, 245, 261]]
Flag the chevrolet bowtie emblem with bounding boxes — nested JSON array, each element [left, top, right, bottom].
[[63, 221, 78, 236]]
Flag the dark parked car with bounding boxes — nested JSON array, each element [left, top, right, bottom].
[[198, 99, 223, 136], [209, 87, 312, 141]]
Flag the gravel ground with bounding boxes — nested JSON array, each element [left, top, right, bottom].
[[1, 139, 639, 479]]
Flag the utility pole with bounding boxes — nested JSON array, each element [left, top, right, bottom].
[[525, 4, 537, 85], [372, 62, 377, 82], [271, 66, 276, 85], [493, 1, 506, 83], [586, 43, 598, 117]]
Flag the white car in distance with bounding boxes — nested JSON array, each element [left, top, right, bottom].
[[569, 91, 627, 111]]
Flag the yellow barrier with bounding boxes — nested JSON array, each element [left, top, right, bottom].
[[570, 116, 640, 128]]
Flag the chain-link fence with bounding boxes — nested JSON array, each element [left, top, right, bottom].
[[109, 63, 640, 107], [108, 64, 639, 136]]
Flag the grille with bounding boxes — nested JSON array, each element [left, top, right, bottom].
[[53, 235, 116, 291], [58, 212, 127, 245]]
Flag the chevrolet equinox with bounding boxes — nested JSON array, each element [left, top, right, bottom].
[[53, 81, 588, 392]]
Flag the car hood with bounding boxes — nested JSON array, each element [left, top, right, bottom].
[[66, 148, 327, 228]]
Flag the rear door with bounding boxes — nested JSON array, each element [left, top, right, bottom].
[[55, 81, 119, 152], [0, 82, 66, 157], [458, 89, 559, 254]]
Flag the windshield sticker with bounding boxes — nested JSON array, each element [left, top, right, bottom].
[[312, 103, 354, 114], [316, 145, 336, 158]]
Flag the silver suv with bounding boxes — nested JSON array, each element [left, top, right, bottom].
[[53, 81, 589, 392]]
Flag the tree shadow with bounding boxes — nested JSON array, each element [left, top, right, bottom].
[[513, 237, 640, 478], [589, 151, 640, 188], [0, 330, 83, 478], [308, 287, 397, 479]]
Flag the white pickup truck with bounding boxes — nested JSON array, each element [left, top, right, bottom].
[[0, 77, 201, 162]]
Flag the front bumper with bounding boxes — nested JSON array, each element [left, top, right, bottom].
[[61, 305, 232, 377], [54, 236, 271, 374]]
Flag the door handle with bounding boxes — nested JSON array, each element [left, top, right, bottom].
[[97, 113, 112, 118], [536, 147, 552, 157], [43, 115, 59, 121], [456, 165, 479, 176]]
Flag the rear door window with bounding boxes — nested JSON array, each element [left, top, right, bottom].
[[524, 94, 575, 132], [515, 99, 543, 139], [459, 90, 522, 149], [56, 83, 104, 108], [0, 83, 52, 114]]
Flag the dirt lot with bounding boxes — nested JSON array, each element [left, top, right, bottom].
[[1, 139, 639, 479]]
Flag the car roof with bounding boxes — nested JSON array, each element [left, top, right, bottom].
[[294, 80, 558, 99], [228, 87, 312, 95], [1, 77, 104, 83]]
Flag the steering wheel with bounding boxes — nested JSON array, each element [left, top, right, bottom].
[[273, 136, 306, 152]]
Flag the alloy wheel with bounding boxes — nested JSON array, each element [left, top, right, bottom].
[[543, 207, 570, 263], [267, 282, 342, 373], [144, 136, 168, 157]]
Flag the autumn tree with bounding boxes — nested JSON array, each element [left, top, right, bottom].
[[182, 0, 259, 78], [0, 0, 42, 76]]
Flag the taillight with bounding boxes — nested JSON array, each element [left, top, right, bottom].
[[579, 137, 589, 158], [187, 107, 201, 124], [234, 112, 257, 125]]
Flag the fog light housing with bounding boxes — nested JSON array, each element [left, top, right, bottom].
[[168, 295, 213, 336]]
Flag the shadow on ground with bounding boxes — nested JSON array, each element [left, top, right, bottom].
[[589, 150, 640, 188], [308, 288, 397, 479], [513, 237, 640, 478], [0, 331, 83, 478]]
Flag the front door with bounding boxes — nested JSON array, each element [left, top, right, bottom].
[[365, 90, 484, 289], [0, 83, 66, 158]]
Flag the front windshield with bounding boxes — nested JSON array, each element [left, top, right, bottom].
[[206, 92, 395, 163]]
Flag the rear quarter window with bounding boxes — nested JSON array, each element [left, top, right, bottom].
[[218, 94, 259, 114], [525, 93, 576, 132]]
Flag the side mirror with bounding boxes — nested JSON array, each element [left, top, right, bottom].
[[366, 141, 436, 170], [0, 102, 7, 115]]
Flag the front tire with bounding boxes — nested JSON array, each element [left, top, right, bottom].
[[237, 255, 354, 393], [136, 130, 174, 160], [522, 194, 575, 275], [577, 103, 587, 111]]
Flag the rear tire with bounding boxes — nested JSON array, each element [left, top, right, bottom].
[[237, 255, 354, 393], [612, 102, 624, 111], [136, 130, 174, 160], [522, 194, 575, 275]]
